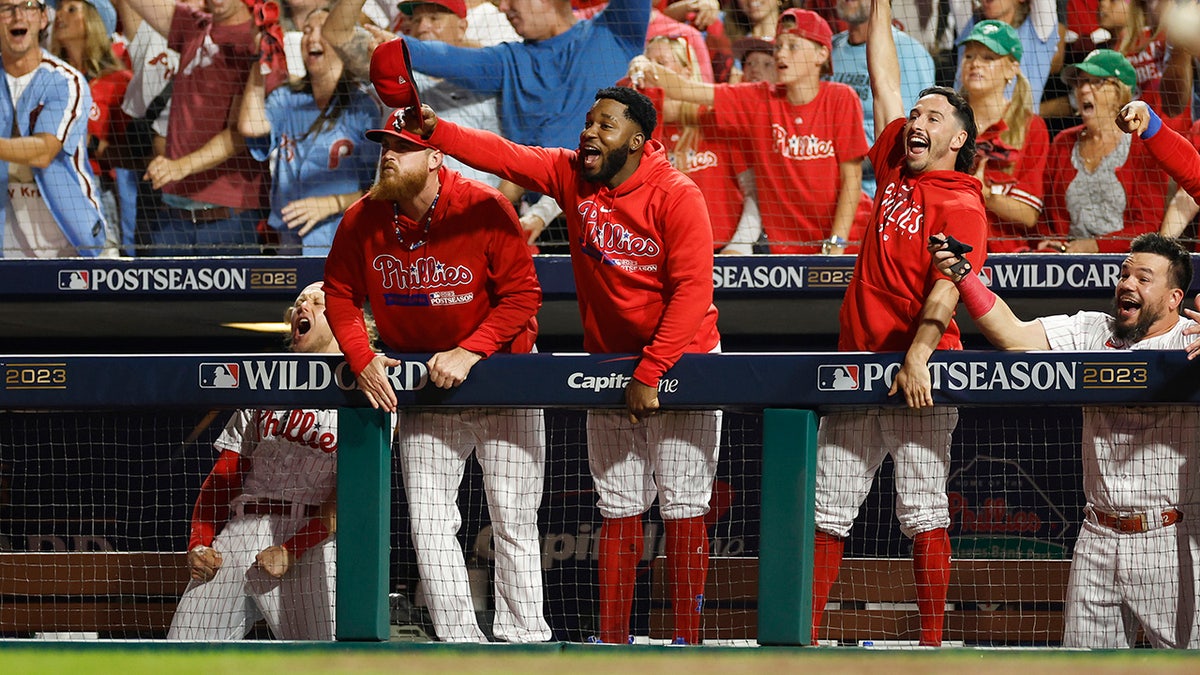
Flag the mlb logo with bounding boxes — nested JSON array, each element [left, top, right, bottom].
[[979, 267, 993, 286], [818, 365, 860, 391], [59, 270, 90, 290], [199, 363, 240, 389]]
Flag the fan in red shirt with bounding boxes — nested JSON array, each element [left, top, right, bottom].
[[811, 0, 989, 648], [322, 106, 550, 643], [408, 85, 721, 646]]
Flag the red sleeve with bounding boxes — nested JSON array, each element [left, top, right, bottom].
[[1143, 121, 1200, 203], [1040, 133, 1074, 239], [1008, 115, 1050, 211], [188, 449, 247, 551], [711, 82, 767, 139], [323, 203, 378, 375], [281, 518, 330, 560], [428, 120, 571, 203], [457, 192, 542, 356], [633, 182, 716, 385]]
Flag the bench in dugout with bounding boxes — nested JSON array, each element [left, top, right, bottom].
[[649, 556, 1071, 645], [0, 552, 188, 638]]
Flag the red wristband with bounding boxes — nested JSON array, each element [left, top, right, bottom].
[[958, 270, 997, 318]]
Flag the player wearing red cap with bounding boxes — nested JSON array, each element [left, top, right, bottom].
[[322, 108, 549, 643]]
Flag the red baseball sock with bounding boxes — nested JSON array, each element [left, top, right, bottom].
[[811, 530, 844, 645], [598, 515, 643, 644], [665, 516, 709, 645], [913, 528, 951, 646]]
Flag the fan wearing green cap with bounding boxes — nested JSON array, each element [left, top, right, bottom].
[[957, 18, 1049, 253], [48, 0, 130, 250], [1040, 48, 1172, 253]]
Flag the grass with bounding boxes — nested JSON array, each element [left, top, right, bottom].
[[2, 642, 1199, 675]]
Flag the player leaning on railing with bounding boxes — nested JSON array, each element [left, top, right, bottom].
[[930, 230, 1200, 648]]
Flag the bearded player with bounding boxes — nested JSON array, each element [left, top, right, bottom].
[[168, 282, 340, 641], [809, 0, 988, 647], [930, 232, 1200, 648], [322, 106, 549, 642], [405, 85, 721, 645]]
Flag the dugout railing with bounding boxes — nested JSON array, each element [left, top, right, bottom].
[[2, 351, 1197, 645]]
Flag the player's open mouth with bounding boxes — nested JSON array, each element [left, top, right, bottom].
[[580, 147, 602, 170], [906, 134, 929, 156], [295, 317, 312, 336], [1116, 296, 1140, 318]]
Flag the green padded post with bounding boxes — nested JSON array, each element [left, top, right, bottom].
[[336, 406, 391, 641], [758, 408, 818, 646]]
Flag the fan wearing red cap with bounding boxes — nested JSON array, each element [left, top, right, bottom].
[[628, 8, 869, 254], [323, 102, 550, 645], [811, 0, 988, 649], [363, 9, 507, 192]]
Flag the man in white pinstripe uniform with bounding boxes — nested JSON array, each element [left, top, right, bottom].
[[930, 232, 1200, 648], [169, 282, 339, 640]]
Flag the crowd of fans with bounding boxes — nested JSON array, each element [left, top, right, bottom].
[[3, 0, 1200, 258]]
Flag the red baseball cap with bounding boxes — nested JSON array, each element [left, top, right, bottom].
[[777, 8, 833, 53], [365, 107, 435, 149], [370, 38, 422, 111], [397, 0, 467, 19]]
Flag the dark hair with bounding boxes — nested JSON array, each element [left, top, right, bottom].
[[595, 86, 657, 138], [1130, 233, 1193, 293], [917, 86, 977, 174]]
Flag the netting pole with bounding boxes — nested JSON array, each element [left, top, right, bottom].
[[757, 408, 818, 646], [335, 407, 391, 641]]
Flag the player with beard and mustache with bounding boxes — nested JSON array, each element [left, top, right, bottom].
[[929, 231, 1200, 649], [405, 86, 721, 645], [809, 0, 989, 647], [322, 107, 550, 643]]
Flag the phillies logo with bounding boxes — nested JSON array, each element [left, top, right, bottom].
[[578, 200, 661, 258], [817, 365, 860, 391], [876, 181, 924, 238], [684, 149, 719, 173], [771, 124, 835, 161], [373, 254, 473, 290], [256, 409, 336, 453]]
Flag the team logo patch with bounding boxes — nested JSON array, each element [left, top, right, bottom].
[[818, 365, 860, 391], [199, 363, 240, 389], [59, 270, 89, 290]]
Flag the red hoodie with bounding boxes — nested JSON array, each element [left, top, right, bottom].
[[428, 120, 720, 387], [1141, 119, 1200, 204], [840, 118, 989, 353], [323, 167, 541, 375]]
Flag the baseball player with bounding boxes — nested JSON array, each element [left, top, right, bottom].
[[168, 282, 341, 641], [406, 85, 722, 646], [809, 0, 989, 647], [322, 105, 548, 642], [930, 232, 1200, 648]]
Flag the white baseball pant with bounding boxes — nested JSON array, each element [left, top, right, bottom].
[[397, 408, 550, 643], [1063, 515, 1200, 648], [586, 410, 721, 520], [167, 510, 336, 640], [815, 406, 958, 538]]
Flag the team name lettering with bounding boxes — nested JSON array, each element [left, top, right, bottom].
[[876, 182, 924, 236], [771, 124, 836, 161], [373, 255, 473, 289], [257, 409, 337, 453], [949, 494, 1042, 534], [578, 200, 661, 258]]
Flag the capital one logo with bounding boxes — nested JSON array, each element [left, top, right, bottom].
[[818, 365, 860, 391]]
